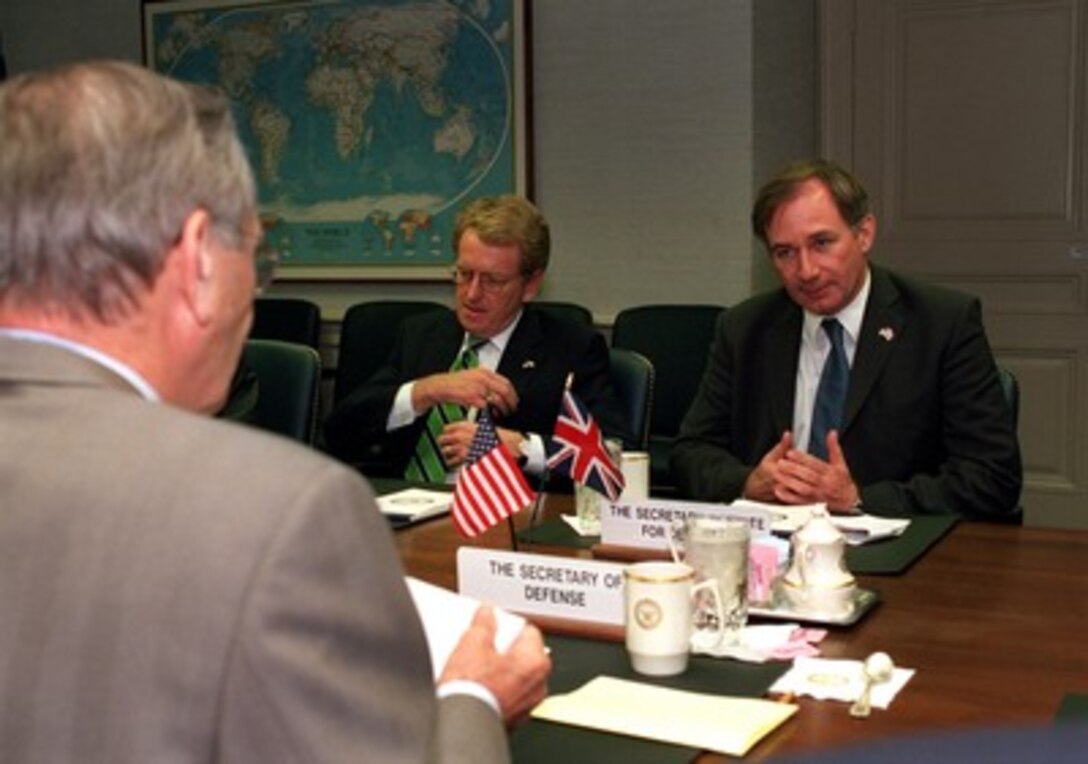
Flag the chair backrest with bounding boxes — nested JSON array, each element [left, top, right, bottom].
[[608, 347, 655, 451], [611, 304, 724, 437], [998, 366, 1019, 431], [251, 297, 322, 350], [334, 300, 450, 403], [241, 339, 322, 444], [531, 300, 594, 327]]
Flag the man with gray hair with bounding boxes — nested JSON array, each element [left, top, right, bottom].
[[0, 60, 549, 763]]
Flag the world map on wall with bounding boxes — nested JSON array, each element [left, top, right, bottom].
[[146, 0, 519, 272]]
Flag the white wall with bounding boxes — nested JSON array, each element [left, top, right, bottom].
[[532, 1, 754, 321], [2, 0, 817, 324]]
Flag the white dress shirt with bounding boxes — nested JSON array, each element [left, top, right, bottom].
[[386, 310, 547, 474], [791, 268, 871, 450]]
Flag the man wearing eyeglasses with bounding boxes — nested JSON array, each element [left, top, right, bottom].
[[324, 195, 631, 484], [0, 61, 550, 763]]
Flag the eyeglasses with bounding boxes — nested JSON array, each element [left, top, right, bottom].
[[450, 265, 522, 293], [254, 241, 279, 294]]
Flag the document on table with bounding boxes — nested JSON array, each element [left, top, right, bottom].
[[738, 499, 910, 544], [531, 676, 797, 757], [406, 576, 527, 679], [377, 488, 452, 527]]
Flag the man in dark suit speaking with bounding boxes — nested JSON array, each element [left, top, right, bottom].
[[672, 159, 1021, 520], [0, 61, 549, 763], [324, 195, 630, 484]]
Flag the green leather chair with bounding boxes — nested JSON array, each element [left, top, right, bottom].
[[240, 339, 322, 445], [333, 300, 450, 404], [608, 347, 655, 451], [251, 297, 322, 350], [996, 365, 1023, 525], [531, 300, 594, 327], [612, 304, 725, 494]]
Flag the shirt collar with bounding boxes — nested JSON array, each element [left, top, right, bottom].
[[802, 267, 872, 347], [465, 308, 523, 355], [0, 327, 160, 401]]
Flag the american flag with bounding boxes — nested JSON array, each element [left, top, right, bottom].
[[546, 389, 625, 501], [450, 408, 536, 538]]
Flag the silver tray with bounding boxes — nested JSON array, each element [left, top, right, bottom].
[[748, 586, 880, 626]]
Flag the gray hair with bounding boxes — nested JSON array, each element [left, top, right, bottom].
[[0, 60, 256, 320]]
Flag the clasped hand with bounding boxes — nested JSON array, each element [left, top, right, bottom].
[[412, 368, 518, 415], [743, 430, 860, 512]]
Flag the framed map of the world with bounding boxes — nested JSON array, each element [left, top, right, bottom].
[[142, 0, 528, 280]]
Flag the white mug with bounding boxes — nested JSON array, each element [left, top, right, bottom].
[[623, 560, 723, 676]]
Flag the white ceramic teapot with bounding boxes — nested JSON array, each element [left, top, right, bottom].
[[782, 505, 856, 615]]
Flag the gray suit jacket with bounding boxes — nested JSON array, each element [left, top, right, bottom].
[[671, 265, 1022, 520], [0, 336, 507, 763]]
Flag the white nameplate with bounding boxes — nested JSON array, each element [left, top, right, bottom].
[[457, 548, 625, 626], [600, 497, 772, 550]]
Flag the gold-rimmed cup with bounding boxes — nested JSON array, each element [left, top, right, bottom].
[[623, 560, 723, 676]]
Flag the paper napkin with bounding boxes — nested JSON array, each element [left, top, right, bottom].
[[691, 623, 827, 663], [768, 656, 914, 708]]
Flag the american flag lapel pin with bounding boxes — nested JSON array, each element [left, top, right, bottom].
[[878, 326, 895, 342]]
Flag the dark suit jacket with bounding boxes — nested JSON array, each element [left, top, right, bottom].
[[324, 305, 632, 483], [0, 336, 507, 764], [671, 265, 1022, 520]]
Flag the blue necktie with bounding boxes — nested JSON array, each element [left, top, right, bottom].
[[809, 318, 848, 460]]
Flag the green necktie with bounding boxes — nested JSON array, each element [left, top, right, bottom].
[[405, 340, 482, 483]]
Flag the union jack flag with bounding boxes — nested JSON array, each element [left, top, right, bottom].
[[546, 389, 625, 501], [451, 408, 536, 538]]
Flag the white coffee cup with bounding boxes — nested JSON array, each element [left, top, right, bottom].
[[623, 560, 723, 676]]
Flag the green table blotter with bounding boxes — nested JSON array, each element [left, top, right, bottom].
[[1056, 694, 1088, 724], [511, 635, 789, 764]]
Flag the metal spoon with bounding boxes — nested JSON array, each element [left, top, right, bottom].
[[849, 651, 894, 718]]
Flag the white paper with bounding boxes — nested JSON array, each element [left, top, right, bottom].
[[832, 514, 911, 545], [769, 656, 915, 709], [735, 500, 822, 534], [406, 576, 527, 679], [561, 512, 598, 537], [377, 488, 452, 521], [532, 675, 797, 756], [741, 499, 910, 544]]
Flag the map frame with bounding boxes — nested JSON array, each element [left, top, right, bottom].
[[140, 0, 529, 281]]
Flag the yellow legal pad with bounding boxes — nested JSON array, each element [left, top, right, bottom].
[[531, 675, 798, 757]]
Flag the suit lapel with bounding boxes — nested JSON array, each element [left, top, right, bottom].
[[419, 312, 466, 375], [496, 309, 545, 390], [843, 266, 904, 431], [766, 298, 803, 435]]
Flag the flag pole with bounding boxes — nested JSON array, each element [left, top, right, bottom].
[[507, 514, 518, 551]]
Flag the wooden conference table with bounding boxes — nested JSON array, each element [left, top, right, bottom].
[[393, 495, 1088, 760]]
